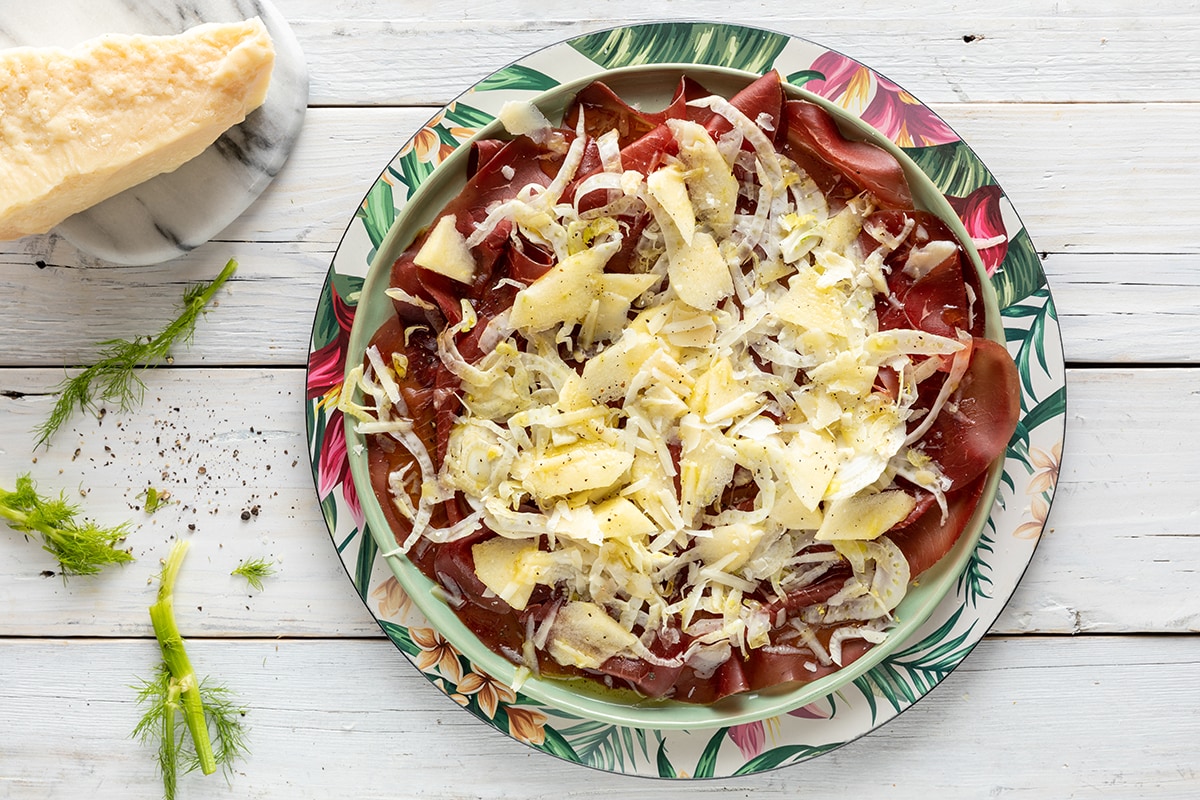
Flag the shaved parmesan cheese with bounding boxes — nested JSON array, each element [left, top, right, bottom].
[[519, 442, 634, 502], [667, 230, 733, 310], [903, 239, 959, 279], [498, 99, 553, 141], [647, 163, 697, 244], [693, 523, 765, 571], [776, 268, 849, 337], [414, 215, 476, 284], [668, 119, 738, 233], [508, 240, 619, 332], [472, 537, 552, 611], [815, 490, 917, 541], [547, 601, 640, 669]]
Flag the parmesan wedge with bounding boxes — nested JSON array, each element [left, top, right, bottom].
[[0, 19, 275, 240]]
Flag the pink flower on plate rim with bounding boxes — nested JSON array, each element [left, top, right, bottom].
[[729, 719, 768, 759], [306, 279, 356, 403], [947, 184, 1010, 276], [307, 281, 363, 530], [806, 51, 959, 148], [728, 700, 831, 759]]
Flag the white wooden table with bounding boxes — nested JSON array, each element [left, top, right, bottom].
[[3, 2, 1199, 797]]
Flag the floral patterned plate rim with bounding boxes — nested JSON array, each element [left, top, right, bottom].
[[305, 21, 1065, 778]]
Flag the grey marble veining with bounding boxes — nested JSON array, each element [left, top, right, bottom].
[[0, 0, 309, 265]]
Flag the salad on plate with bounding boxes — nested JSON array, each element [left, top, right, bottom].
[[342, 69, 1020, 705]]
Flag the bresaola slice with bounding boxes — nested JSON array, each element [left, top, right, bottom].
[[782, 99, 914, 209], [867, 209, 984, 338], [563, 75, 709, 147], [353, 70, 1021, 705], [917, 337, 1022, 489], [388, 135, 562, 324]]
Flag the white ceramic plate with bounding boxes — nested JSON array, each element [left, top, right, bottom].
[[305, 21, 1065, 777]]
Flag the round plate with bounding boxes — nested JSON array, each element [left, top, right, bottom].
[[305, 22, 1065, 777], [0, 0, 308, 266]]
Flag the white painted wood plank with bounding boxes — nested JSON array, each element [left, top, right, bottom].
[[1044, 252, 1200, 365], [262, 1, 1200, 105], [0, 101, 1191, 265], [9, 248, 1200, 367], [994, 367, 1200, 635], [1, 636, 1197, 798], [6, 250, 1199, 368], [0, 366, 1195, 637], [0, 103, 1198, 366], [0, 366, 381, 639], [4, 247, 1200, 367], [929, 103, 1200, 257]]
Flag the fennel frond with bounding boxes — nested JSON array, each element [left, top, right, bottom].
[[35, 259, 238, 448], [0, 473, 133, 577], [231, 557, 275, 590]]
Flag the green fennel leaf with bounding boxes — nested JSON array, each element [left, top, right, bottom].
[[35, 259, 237, 448], [0, 473, 133, 577], [231, 557, 275, 591]]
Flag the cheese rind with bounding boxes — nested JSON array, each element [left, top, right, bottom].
[[0, 19, 275, 240]]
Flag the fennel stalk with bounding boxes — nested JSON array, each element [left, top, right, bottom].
[[134, 540, 247, 799]]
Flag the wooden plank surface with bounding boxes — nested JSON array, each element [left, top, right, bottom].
[[272, 1, 1200, 106], [2, 2, 1196, 796], [2, 636, 1198, 799], [1, 366, 1193, 638], [2, 103, 1199, 368]]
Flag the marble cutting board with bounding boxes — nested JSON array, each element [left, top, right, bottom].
[[0, 0, 309, 265]]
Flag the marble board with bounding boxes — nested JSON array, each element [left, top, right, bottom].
[[0, 0, 309, 265]]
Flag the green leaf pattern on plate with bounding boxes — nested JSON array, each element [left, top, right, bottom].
[[569, 23, 789, 73], [904, 141, 997, 199], [852, 606, 978, 722], [306, 22, 1066, 778], [475, 63, 559, 93]]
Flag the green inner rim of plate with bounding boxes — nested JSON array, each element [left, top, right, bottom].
[[344, 64, 1006, 730]]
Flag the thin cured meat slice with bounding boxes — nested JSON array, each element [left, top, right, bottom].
[[867, 210, 978, 338], [900, 256, 972, 337], [744, 638, 873, 690], [782, 99, 914, 210], [703, 69, 785, 142], [563, 76, 709, 147], [389, 136, 563, 323], [467, 138, 507, 177], [595, 626, 688, 698], [613, 122, 679, 176], [670, 657, 752, 705], [597, 656, 685, 699], [431, 530, 511, 614], [918, 336, 1021, 489], [889, 472, 989, 578], [764, 563, 853, 618]]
